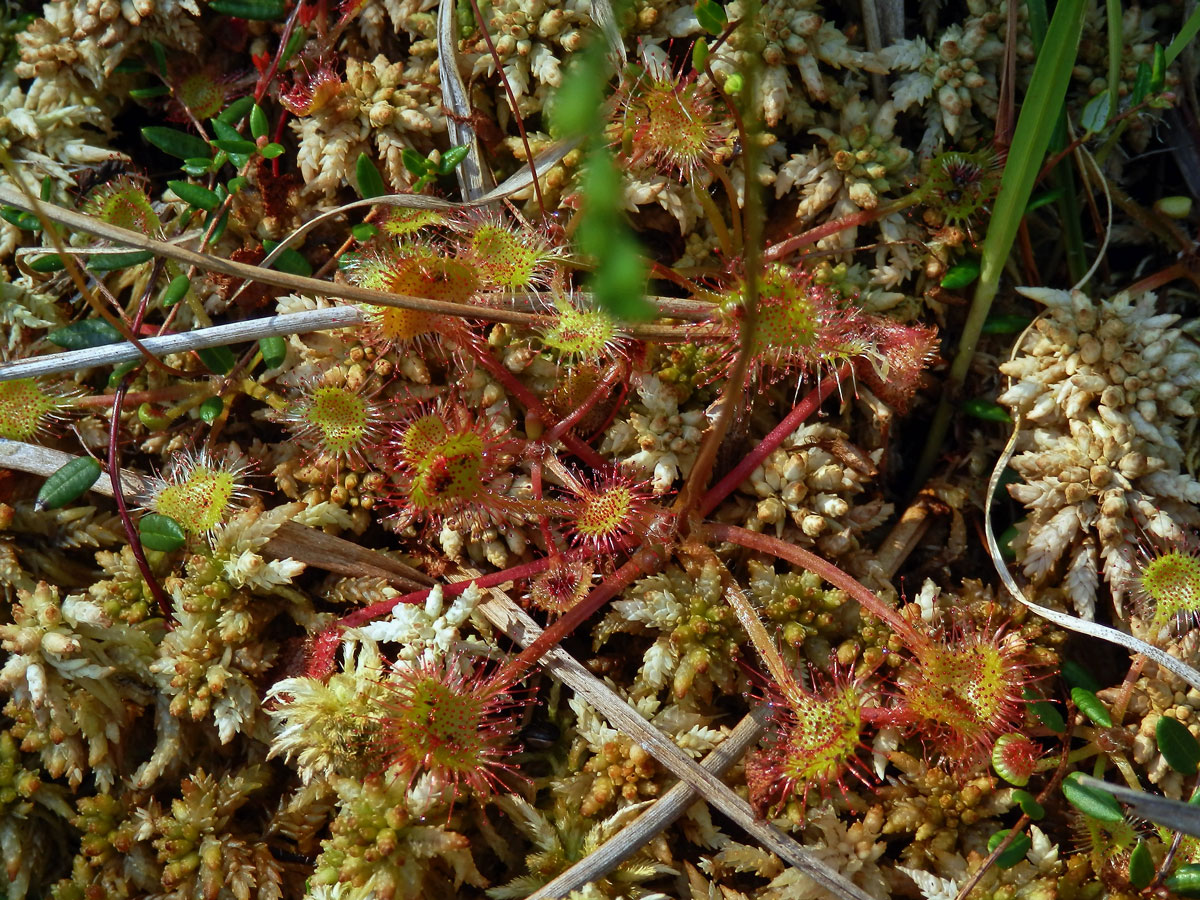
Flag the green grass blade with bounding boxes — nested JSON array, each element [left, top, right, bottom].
[[1166, 4, 1200, 64], [913, 0, 1085, 490]]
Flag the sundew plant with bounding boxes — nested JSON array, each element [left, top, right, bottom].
[[2, 0, 1200, 898]]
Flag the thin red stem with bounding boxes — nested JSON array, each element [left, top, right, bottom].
[[109, 378, 175, 627], [701, 522, 925, 651], [462, 336, 607, 469], [699, 362, 849, 517], [497, 542, 669, 687], [544, 360, 626, 445], [763, 199, 915, 263]]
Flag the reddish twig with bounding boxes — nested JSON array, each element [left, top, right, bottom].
[[698, 362, 849, 517]]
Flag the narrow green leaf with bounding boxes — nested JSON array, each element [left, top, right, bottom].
[[161, 274, 191, 308], [1166, 5, 1200, 65], [217, 96, 255, 125], [198, 396, 224, 424], [351, 223, 378, 241], [46, 319, 124, 350], [262, 240, 313, 277], [182, 158, 214, 177], [981, 314, 1032, 335], [940, 260, 980, 289], [1151, 43, 1166, 93], [206, 206, 230, 244], [129, 85, 171, 100], [35, 457, 102, 512], [89, 250, 155, 271], [1166, 864, 1200, 897], [1128, 841, 1154, 890], [1029, 698, 1066, 733], [1, 207, 39, 230], [138, 513, 187, 551], [1131, 61, 1152, 107], [401, 147, 430, 177], [259, 336, 287, 369], [29, 254, 65, 272], [1025, 188, 1064, 213], [281, 24, 307, 62], [249, 103, 269, 140], [168, 180, 221, 212], [142, 126, 210, 160], [963, 397, 1012, 423], [149, 40, 167, 75], [113, 58, 146, 74], [1157, 715, 1200, 776], [355, 153, 387, 199], [1012, 790, 1045, 820], [197, 345, 236, 375], [39, 176, 52, 202], [1063, 772, 1125, 823], [986, 830, 1032, 869], [692, 38, 709, 71], [437, 144, 470, 175], [694, 0, 727, 35], [212, 137, 257, 155], [1071, 687, 1112, 727], [208, 0, 286, 19]]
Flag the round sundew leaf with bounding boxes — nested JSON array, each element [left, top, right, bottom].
[[138, 513, 187, 551], [1157, 715, 1200, 776], [992, 733, 1036, 786], [1128, 840, 1154, 890], [1063, 772, 1125, 823], [35, 457, 102, 512]]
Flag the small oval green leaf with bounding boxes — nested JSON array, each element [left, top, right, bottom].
[[401, 147, 430, 177], [986, 829, 1032, 869], [1012, 789, 1045, 820], [982, 314, 1033, 335], [1157, 715, 1200, 776], [1131, 60, 1152, 106], [198, 396, 224, 424], [694, 0, 727, 35], [208, 0, 286, 18], [262, 240, 312, 277], [212, 137, 258, 155], [168, 180, 221, 211], [35, 457, 102, 512], [692, 38, 710, 71], [1080, 91, 1111, 134], [217, 96, 255, 125], [963, 397, 1013, 423], [351, 223, 378, 241], [437, 144, 470, 175], [249, 103, 269, 140], [940, 260, 981, 289], [139, 513, 187, 551], [197, 345, 236, 375], [29, 253, 65, 273], [1165, 863, 1200, 897], [1151, 43, 1166, 93], [142, 126, 211, 160], [227, 176, 248, 194], [89, 250, 155, 271], [46, 319, 123, 350], [161, 274, 191, 308], [1028, 698, 1066, 733], [259, 335, 287, 369], [260, 142, 285, 159], [1062, 772, 1125, 823], [355, 153, 387, 199], [1071, 687, 1112, 727], [1128, 840, 1154, 890]]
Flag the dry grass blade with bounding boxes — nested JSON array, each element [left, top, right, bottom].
[[254, 138, 580, 273], [588, 0, 628, 67], [438, 0, 494, 200], [525, 704, 772, 900], [474, 586, 877, 900], [0, 307, 365, 382]]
